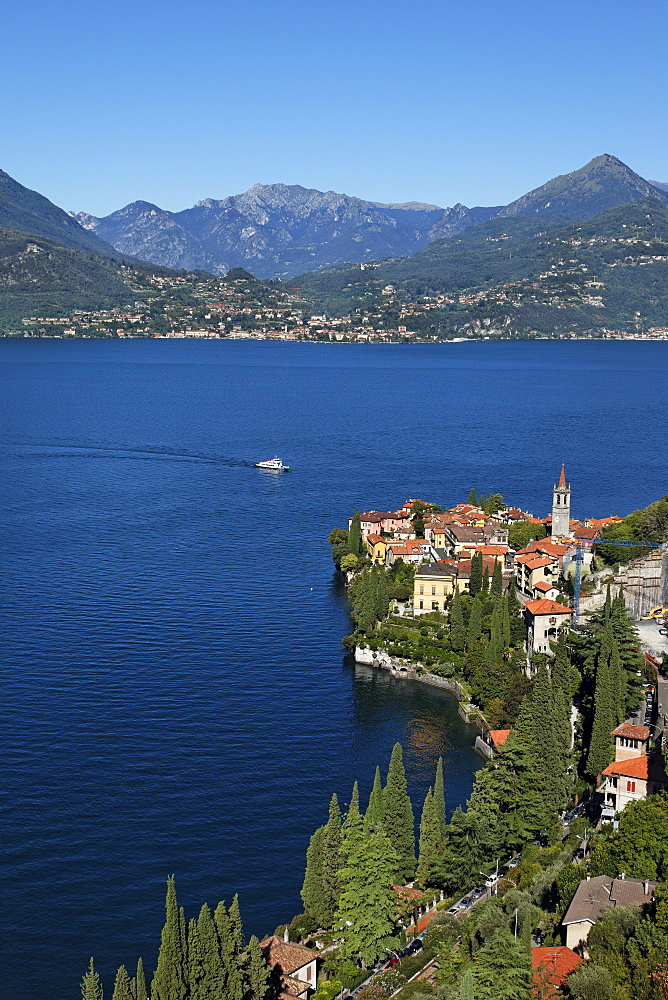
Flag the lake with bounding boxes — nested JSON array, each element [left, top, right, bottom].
[[1, 338, 667, 999]]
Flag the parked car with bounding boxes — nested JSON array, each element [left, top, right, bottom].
[[460, 896, 473, 908], [471, 885, 486, 898], [405, 938, 423, 955], [507, 858, 519, 868], [485, 875, 499, 888], [498, 865, 510, 876]]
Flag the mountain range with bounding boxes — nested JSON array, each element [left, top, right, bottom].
[[2, 153, 668, 335], [73, 155, 667, 279]]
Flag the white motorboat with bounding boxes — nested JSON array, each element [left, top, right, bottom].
[[254, 457, 290, 471]]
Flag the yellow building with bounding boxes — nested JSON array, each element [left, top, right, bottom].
[[365, 533, 389, 564], [413, 562, 458, 613]]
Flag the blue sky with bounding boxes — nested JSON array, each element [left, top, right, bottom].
[[2, 0, 667, 216]]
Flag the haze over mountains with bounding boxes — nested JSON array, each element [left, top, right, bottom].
[[72, 155, 668, 280]]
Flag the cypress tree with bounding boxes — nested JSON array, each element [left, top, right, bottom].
[[469, 552, 483, 597], [490, 559, 503, 598], [196, 904, 226, 998], [433, 756, 447, 837], [467, 593, 484, 648], [481, 565, 490, 594], [319, 793, 342, 925], [214, 900, 245, 1000], [81, 959, 103, 1000], [348, 510, 362, 555], [113, 966, 133, 1000], [383, 742, 416, 882], [347, 780, 360, 820], [135, 959, 147, 1000], [416, 788, 446, 887], [604, 582, 612, 621], [449, 587, 467, 652], [585, 625, 617, 778], [364, 766, 384, 833], [501, 593, 511, 648], [468, 488, 477, 505], [152, 877, 187, 1000], [228, 895, 244, 955], [301, 825, 326, 921], [507, 577, 520, 614], [375, 570, 389, 620], [611, 636, 626, 726], [244, 936, 270, 1000], [186, 917, 206, 999]]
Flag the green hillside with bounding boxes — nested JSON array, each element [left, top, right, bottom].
[[0, 228, 177, 326], [290, 198, 668, 336], [0, 169, 120, 257]]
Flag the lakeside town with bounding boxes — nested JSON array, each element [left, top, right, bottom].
[[12, 267, 668, 343], [81, 475, 668, 1000]]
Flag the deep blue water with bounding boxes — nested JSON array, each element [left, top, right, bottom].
[[1, 338, 667, 1000]]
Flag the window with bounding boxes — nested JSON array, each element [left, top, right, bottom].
[[627, 781, 636, 793], [432, 601, 438, 610], [419, 585, 424, 595], [431, 586, 436, 595], [419, 601, 423, 609]]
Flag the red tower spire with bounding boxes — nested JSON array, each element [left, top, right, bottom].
[[558, 463, 567, 488]]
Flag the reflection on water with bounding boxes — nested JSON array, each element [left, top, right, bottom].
[[350, 663, 478, 817]]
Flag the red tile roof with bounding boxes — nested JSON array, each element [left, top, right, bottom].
[[602, 755, 668, 782], [557, 463, 567, 488], [525, 599, 573, 615], [534, 581, 557, 593], [489, 729, 511, 749], [525, 556, 555, 570], [613, 723, 651, 741], [260, 936, 317, 976], [531, 946, 582, 996]]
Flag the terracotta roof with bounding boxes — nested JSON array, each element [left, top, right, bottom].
[[476, 545, 509, 555], [613, 723, 651, 740], [531, 946, 582, 993], [576, 527, 600, 540], [527, 540, 570, 557], [525, 556, 555, 570], [489, 729, 511, 748], [366, 533, 383, 544], [602, 754, 668, 782], [563, 876, 656, 926], [525, 599, 573, 615], [558, 463, 567, 488], [260, 936, 317, 976], [534, 581, 558, 593]]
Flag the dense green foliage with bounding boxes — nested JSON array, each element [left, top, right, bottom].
[[597, 495, 668, 565], [290, 199, 668, 337], [507, 521, 547, 550]]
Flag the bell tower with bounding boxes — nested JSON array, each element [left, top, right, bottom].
[[552, 463, 571, 537]]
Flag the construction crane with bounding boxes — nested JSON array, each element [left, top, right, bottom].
[[572, 537, 666, 626]]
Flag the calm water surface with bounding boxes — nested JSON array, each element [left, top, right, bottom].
[[2, 339, 667, 1000]]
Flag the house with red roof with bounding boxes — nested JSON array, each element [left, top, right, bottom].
[[260, 935, 318, 1000], [531, 946, 582, 999], [515, 552, 560, 598], [524, 599, 573, 655], [488, 729, 511, 752]]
